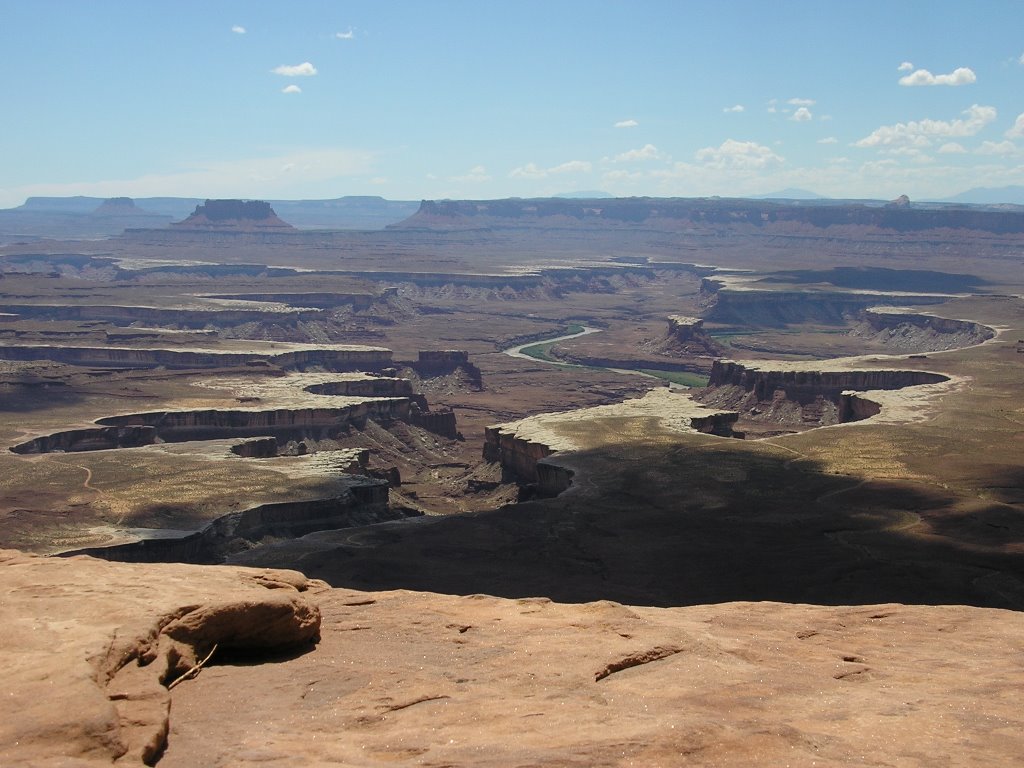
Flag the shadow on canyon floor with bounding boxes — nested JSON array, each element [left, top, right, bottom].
[[236, 442, 1024, 611]]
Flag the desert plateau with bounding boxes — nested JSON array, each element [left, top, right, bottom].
[[2, 192, 1023, 766], [4, 4, 1024, 765]]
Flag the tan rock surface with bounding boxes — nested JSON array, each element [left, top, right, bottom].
[[3, 551, 1024, 766], [0, 551, 321, 766], [164, 589, 1024, 767]]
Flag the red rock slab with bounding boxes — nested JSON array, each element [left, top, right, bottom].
[[0, 550, 321, 766], [164, 590, 1024, 767]]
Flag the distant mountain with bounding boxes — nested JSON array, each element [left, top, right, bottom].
[[171, 199, 294, 231], [750, 188, 827, 200], [0, 196, 419, 242], [933, 186, 1024, 206], [553, 190, 614, 199]]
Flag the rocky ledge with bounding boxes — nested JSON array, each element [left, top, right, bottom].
[[484, 389, 738, 492], [4, 550, 1023, 767]]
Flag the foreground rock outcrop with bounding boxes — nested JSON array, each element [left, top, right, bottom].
[[4, 551, 1021, 766], [0, 551, 321, 766]]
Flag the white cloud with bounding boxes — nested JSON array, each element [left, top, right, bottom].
[[272, 62, 318, 77], [898, 66, 976, 86], [695, 139, 783, 169], [550, 160, 591, 174], [614, 119, 638, 128], [938, 142, 967, 154], [855, 104, 997, 148], [451, 165, 492, 183], [1006, 113, 1024, 139], [976, 140, 1020, 155], [509, 162, 546, 179], [788, 97, 816, 106], [603, 169, 645, 182], [791, 107, 813, 122], [898, 61, 914, 72], [723, 104, 745, 113], [614, 144, 664, 162], [509, 160, 591, 179], [231, 25, 246, 35], [336, 28, 355, 40], [1019, 52, 1024, 65], [767, 99, 778, 114], [282, 85, 302, 94], [817, 136, 838, 144]]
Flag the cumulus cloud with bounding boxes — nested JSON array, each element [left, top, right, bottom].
[[272, 62, 318, 77], [898, 61, 914, 72], [817, 136, 838, 144], [791, 107, 813, 122], [614, 144, 664, 162], [509, 160, 591, 179], [1006, 112, 1024, 139], [976, 140, 1019, 155], [723, 104, 745, 113], [336, 28, 355, 40], [550, 160, 592, 174], [231, 25, 246, 35], [898, 66, 976, 86], [938, 142, 967, 154], [451, 165, 491, 183], [282, 85, 301, 94], [614, 119, 638, 128], [855, 104, 997, 148], [695, 139, 783, 169], [788, 97, 816, 106]]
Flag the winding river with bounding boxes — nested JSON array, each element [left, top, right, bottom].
[[502, 325, 691, 388]]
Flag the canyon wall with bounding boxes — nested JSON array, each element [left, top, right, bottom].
[[851, 308, 996, 352], [707, 360, 949, 404], [0, 344, 393, 370], [61, 478, 405, 564], [11, 400, 413, 454], [0, 303, 317, 326], [700, 280, 945, 326]]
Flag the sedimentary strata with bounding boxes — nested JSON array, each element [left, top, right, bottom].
[[699, 359, 952, 432], [61, 472, 407, 564], [851, 306, 996, 351], [699, 277, 946, 326], [12, 400, 414, 454], [0, 342, 392, 370]]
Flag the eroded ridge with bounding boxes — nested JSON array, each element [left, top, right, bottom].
[[697, 359, 951, 437]]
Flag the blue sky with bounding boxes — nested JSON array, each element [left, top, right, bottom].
[[2, 1, 1023, 206]]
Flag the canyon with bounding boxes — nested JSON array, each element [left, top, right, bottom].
[[1, 195, 1023, 765]]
